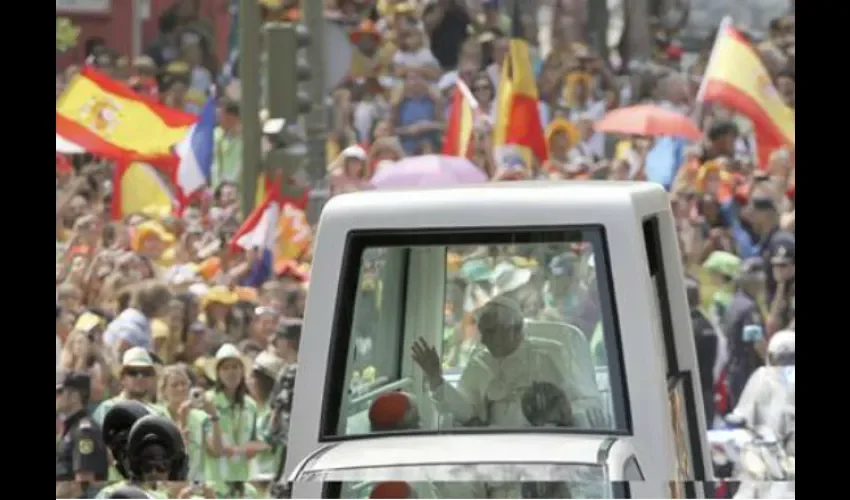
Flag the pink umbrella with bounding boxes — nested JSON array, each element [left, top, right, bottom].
[[369, 155, 488, 189], [593, 104, 703, 140]]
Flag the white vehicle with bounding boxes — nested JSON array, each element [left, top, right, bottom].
[[283, 182, 712, 498]]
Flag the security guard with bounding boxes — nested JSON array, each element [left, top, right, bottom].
[[56, 371, 109, 498], [749, 194, 795, 303], [722, 257, 768, 408]]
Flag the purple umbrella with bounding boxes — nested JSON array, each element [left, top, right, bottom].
[[369, 155, 488, 189]]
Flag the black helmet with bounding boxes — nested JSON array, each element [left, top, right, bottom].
[[127, 415, 188, 481], [102, 401, 152, 479], [106, 485, 154, 499]]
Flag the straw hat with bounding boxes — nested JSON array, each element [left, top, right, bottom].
[[204, 343, 252, 382], [202, 285, 239, 307], [131, 220, 174, 251], [253, 351, 285, 380]]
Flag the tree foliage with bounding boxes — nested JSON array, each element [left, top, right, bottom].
[[56, 17, 81, 53]]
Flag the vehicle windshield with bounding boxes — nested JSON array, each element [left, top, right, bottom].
[[299, 462, 611, 499], [326, 227, 630, 438]]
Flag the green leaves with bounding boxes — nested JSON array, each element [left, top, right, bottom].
[[56, 17, 81, 53]]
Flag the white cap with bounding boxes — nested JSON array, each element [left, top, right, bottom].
[[341, 145, 367, 161], [768, 330, 795, 357], [122, 347, 154, 368]]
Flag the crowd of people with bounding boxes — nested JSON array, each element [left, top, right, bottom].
[[56, 0, 795, 498]]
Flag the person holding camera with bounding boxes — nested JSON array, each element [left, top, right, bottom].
[[159, 364, 223, 483], [56, 371, 109, 499]]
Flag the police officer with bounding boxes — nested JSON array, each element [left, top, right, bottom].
[[722, 257, 768, 408], [767, 240, 795, 334], [56, 371, 109, 499], [748, 194, 795, 303]]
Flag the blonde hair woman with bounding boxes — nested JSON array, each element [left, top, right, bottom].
[[59, 330, 112, 409], [158, 364, 223, 483]]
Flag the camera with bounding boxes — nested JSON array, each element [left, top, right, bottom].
[[189, 387, 205, 409]]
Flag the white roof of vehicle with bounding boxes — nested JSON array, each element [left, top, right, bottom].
[[320, 181, 668, 231], [301, 434, 611, 472]]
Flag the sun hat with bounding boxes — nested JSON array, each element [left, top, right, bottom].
[[252, 351, 285, 380], [202, 285, 239, 307], [490, 262, 532, 295], [204, 343, 252, 382], [460, 259, 492, 283]]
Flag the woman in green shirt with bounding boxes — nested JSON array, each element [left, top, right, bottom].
[[159, 364, 223, 483], [203, 343, 266, 493]]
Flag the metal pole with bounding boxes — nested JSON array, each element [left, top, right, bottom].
[[239, 0, 262, 216], [131, 0, 143, 58], [265, 23, 297, 123], [302, 0, 327, 184]]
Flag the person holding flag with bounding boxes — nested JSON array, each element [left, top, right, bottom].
[[696, 18, 795, 169], [491, 2, 548, 180]]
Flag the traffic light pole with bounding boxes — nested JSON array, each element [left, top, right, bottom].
[[239, 0, 262, 217], [302, 0, 328, 184]]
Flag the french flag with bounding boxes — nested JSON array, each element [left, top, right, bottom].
[[230, 189, 280, 287], [175, 96, 216, 203]]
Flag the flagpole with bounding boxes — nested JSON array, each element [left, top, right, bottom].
[[456, 79, 480, 111]]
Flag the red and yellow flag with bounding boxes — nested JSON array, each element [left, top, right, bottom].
[[699, 23, 795, 168], [492, 8, 548, 176], [56, 67, 197, 162], [442, 79, 478, 158]]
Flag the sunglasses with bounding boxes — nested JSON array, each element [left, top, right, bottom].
[[125, 368, 155, 378]]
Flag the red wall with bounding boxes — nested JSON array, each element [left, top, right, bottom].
[[57, 0, 232, 70]]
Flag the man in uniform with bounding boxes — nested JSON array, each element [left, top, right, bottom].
[[748, 194, 795, 304], [56, 371, 109, 498], [722, 258, 768, 408], [767, 240, 795, 335]]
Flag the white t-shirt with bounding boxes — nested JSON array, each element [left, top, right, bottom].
[[56, 335, 62, 367]]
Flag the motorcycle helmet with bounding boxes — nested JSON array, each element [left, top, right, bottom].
[[126, 415, 189, 481], [101, 401, 152, 479]]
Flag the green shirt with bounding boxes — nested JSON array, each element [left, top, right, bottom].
[[184, 408, 212, 483], [204, 390, 259, 485], [211, 127, 243, 189], [251, 402, 281, 481], [215, 482, 260, 499], [95, 481, 167, 499]]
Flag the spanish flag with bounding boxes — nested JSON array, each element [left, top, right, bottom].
[[492, 5, 548, 175], [442, 79, 479, 158], [111, 161, 176, 221], [56, 67, 197, 162], [698, 20, 795, 168]]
